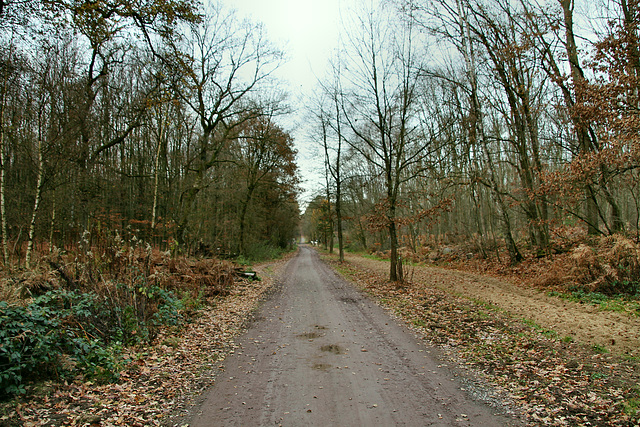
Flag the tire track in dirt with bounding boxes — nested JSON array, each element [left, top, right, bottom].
[[345, 254, 640, 357], [186, 246, 521, 426]]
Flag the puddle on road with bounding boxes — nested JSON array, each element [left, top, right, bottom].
[[320, 344, 344, 354], [297, 332, 324, 340], [312, 363, 333, 371]]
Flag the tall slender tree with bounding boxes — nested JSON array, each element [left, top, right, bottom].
[[339, 3, 440, 280]]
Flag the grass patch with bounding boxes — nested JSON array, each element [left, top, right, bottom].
[[355, 252, 421, 267], [623, 354, 640, 363], [412, 318, 427, 328], [475, 310, 490, 319], [470, 297, 502, 312], [547, 290, 640, 316], [332, 263, 358, 279], [624, 396, 640, 417], [592, 343, 609, 354], [522, 318, 558, 339], [379, 297, 392, 305], [361, 253, 389, 262]]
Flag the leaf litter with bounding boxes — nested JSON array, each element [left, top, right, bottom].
[[3, 248, 638, 426], [328, 253, 640, 426], [0, 254, 292, 427]]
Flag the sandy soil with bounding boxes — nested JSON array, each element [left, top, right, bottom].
[[186, 246, 521, 426], [344, 254, 640, 357]]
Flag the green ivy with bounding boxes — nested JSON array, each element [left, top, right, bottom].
[[0, 286, 184, 399], [0, 301, 61, 396]]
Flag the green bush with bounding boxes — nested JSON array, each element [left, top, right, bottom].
[[69, 338, 123, 384], [0, 301, 61, 396], [0, 286, 183, 399]]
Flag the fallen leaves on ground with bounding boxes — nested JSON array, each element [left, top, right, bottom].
[[327, 254, 640, 427], [0, 254, 293, 427]]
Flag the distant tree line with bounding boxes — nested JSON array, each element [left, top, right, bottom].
[[0, 0, 300, 264], [304, 0, 640, 280]]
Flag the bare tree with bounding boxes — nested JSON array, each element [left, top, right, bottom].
[[310, 59, 348, 261], [21, 37, 81, 267], [339, 3, 440, 280], [0, 41, 17, 266], [168, 4, 285, 246]]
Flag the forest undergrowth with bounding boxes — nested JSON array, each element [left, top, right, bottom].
[[406, 232, 640, 298], [0, 232, 292, 426]]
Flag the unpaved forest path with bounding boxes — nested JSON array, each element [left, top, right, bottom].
[[345, 254, 640, 356], [186, 245, 519, 426]]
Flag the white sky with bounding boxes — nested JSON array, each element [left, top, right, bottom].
[[222, 0, 346, 208], [227, 0, 343, 92]]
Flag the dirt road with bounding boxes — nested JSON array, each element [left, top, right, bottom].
[[187, 246, 518, 426]]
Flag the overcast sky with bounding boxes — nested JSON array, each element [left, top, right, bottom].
[[227, 0, 343, 92], [222, 0, 347, 208]]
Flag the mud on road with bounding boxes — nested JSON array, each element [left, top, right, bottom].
[[186, 246, 520, 426]]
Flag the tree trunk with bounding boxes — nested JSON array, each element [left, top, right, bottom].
[[177, 129, 213, 245], [0, 73, 8, 266], [49, 199, 56, 252], [600, 175, 624, 233], [26, 138, 44, 269], [522, 89, 550, 251], [239, 187, 255, 256], [151, 108, 167, 230], [334, 97, 344, 263], [357, 217, 367, 250], [336, 185, 344, 262], [239, 201, 248, 255], [324, 164, 334, 254], [561, 0, 601, 235], [389, 218, 398, 282], [457, 0, 522, 264]]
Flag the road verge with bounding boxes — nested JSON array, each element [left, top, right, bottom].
[[324, 251, 640, 426]]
